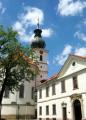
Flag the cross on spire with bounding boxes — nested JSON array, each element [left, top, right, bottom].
[[37, 17, 39, 29]]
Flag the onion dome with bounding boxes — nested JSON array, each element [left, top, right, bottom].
[[31, 22, 46, 49]]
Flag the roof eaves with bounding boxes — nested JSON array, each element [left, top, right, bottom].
[[37, 73, 59, 87]]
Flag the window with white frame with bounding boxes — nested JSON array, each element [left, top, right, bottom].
[[61, 80, 65, 93], [46, 86, 49, 97], [46, 118, 49, 120], [19, 84, 24, 98], [52, 83, 56, 95], [52, 118, 56, 120], [52, 104, 56, 115], [39, 118, 42, 120], [39, 106, 42, 115], [31, 87, 34, 99], [46, 105, 49, 115], [73, 76, 78, 89], [39, 89, 42, 99]]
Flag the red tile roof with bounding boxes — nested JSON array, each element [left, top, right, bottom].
[[48, 73, 59, 81], [37, 73, 59, 87], [23, 54, 38, 68]]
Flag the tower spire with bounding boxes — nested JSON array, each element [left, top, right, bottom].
[[34, 18, 42, 38], [31, 18, 46, 49], [37, 17, 39, 29]]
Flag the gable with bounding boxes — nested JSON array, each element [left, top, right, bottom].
[[58, 55, 86, 78]]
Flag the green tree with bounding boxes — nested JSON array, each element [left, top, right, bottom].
[[0, 26, 38, 119]]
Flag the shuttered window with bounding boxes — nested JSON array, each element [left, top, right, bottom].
[[52, 84, 56, 95], [52, 104, 56, 115], [39, 106, 42, 115], [73, 76, 78, 89], [61, 80, 65, 93], [46, 105, 49, 115], [46, 86, 49, 97]]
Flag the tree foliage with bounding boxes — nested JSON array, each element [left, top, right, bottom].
[[0, 25, 38, 103]]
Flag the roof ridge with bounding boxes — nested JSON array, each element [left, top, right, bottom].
[[69, 54, 86, 59]]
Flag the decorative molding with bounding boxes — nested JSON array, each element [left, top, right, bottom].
[[70, 94, 82, 100], [11, 102, 17, 105], [38, 92, 86, 103], [61, 102, 67, 107]]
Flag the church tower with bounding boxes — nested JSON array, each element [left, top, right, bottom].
[[31, 23, 48, 85]]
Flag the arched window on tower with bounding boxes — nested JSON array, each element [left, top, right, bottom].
[[40, 55, 43, 61]]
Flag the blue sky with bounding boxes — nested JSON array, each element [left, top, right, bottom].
[[0, 0, 86, 77]]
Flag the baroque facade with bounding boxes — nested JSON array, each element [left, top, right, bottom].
[[37, 55, 86, 120]]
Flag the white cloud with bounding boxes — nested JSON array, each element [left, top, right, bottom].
[[74, 19, 86, 42], [62, 45, 72, 55], [19, 7, 44, 26], [75, 47, 86, 56], [13, 6, 53, 43], [42, 28, 53, 38], [53, 45, 72, 65], [53, 44, 86, 66], [0, 2, 6, 14], [13, 7, 44, 43], [13, 21, 34, 43], [13, 21, 25, 36], [75, 31, 86, 42], [13, 21, 29, 43], [57, 0, 86, 16]]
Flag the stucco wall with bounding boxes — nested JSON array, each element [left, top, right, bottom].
[[37, 69, 86, 119]]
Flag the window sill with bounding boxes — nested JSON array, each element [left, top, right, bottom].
[[19, 98, 24, 99], [61, 91, 66, 93], [52, 94, 56, 96], [73, 88, 78, 90]]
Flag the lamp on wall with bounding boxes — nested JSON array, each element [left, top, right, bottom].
[[62, 102, 67, 107]]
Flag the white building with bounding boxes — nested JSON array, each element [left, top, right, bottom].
[[1, 26, 48, 120], [1, 24, 86, 120], [37, 55, 86, 120]]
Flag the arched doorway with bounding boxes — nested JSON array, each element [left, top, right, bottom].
[[73, 99, 82, 120]]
